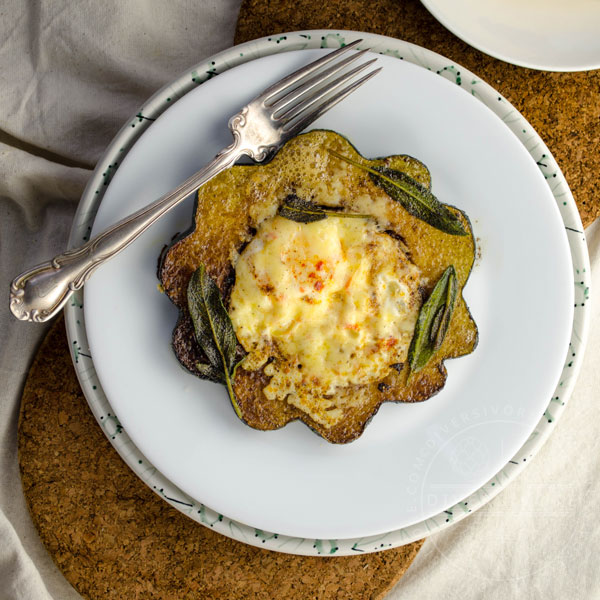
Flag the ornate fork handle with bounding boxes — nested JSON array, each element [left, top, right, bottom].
[[10, 41, 379, 323], [9, 130, 247, 323]]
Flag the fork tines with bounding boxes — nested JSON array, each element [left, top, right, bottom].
[[262, 40, 381, 134]]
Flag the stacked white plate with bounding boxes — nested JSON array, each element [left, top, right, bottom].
[[65, 30, 590, 556]]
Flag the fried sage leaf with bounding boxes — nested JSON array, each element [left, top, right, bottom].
[[194, 361, 225, 384], [328, 149, 467, 236], [279, 194, 369, 223], [279, 195, 327, 223], [408, 265, 458, 374], [433, 268, 458, 352], [187, 265, 243, 418]]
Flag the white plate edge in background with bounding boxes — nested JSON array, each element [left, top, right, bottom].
[[420, 0, 600, 71]]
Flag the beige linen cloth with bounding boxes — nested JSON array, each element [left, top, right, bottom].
[[1, 2, 599, 598]]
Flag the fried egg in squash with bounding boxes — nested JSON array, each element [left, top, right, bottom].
[[158, 130, 478, 443]]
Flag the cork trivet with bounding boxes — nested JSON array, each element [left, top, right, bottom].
[[235, 0, 600, 228], [18, 317, 424, 599]]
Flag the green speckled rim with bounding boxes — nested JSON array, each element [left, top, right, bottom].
[[64, 30, 591, 556]]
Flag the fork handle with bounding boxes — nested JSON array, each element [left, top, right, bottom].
[[9, 142, 241, 323]]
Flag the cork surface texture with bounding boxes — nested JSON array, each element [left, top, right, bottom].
[[236, 0, 600, 228], [18, 317, 424, 600]]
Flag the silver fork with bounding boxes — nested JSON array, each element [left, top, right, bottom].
[[9, 40, 380, 323]]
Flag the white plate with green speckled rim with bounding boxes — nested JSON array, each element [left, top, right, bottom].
[[421, 0, 600, 71], [64, 30, 590, 556]]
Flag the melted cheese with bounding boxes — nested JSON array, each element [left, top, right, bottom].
[[229, 215, 423, 428]]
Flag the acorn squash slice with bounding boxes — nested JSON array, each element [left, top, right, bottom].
[[158, 130, 478, 444]]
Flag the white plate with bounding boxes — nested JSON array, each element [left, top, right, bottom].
[[422, 0, 600, 71], [65, 31, 590, 555], [83, 46, 573, 539]]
